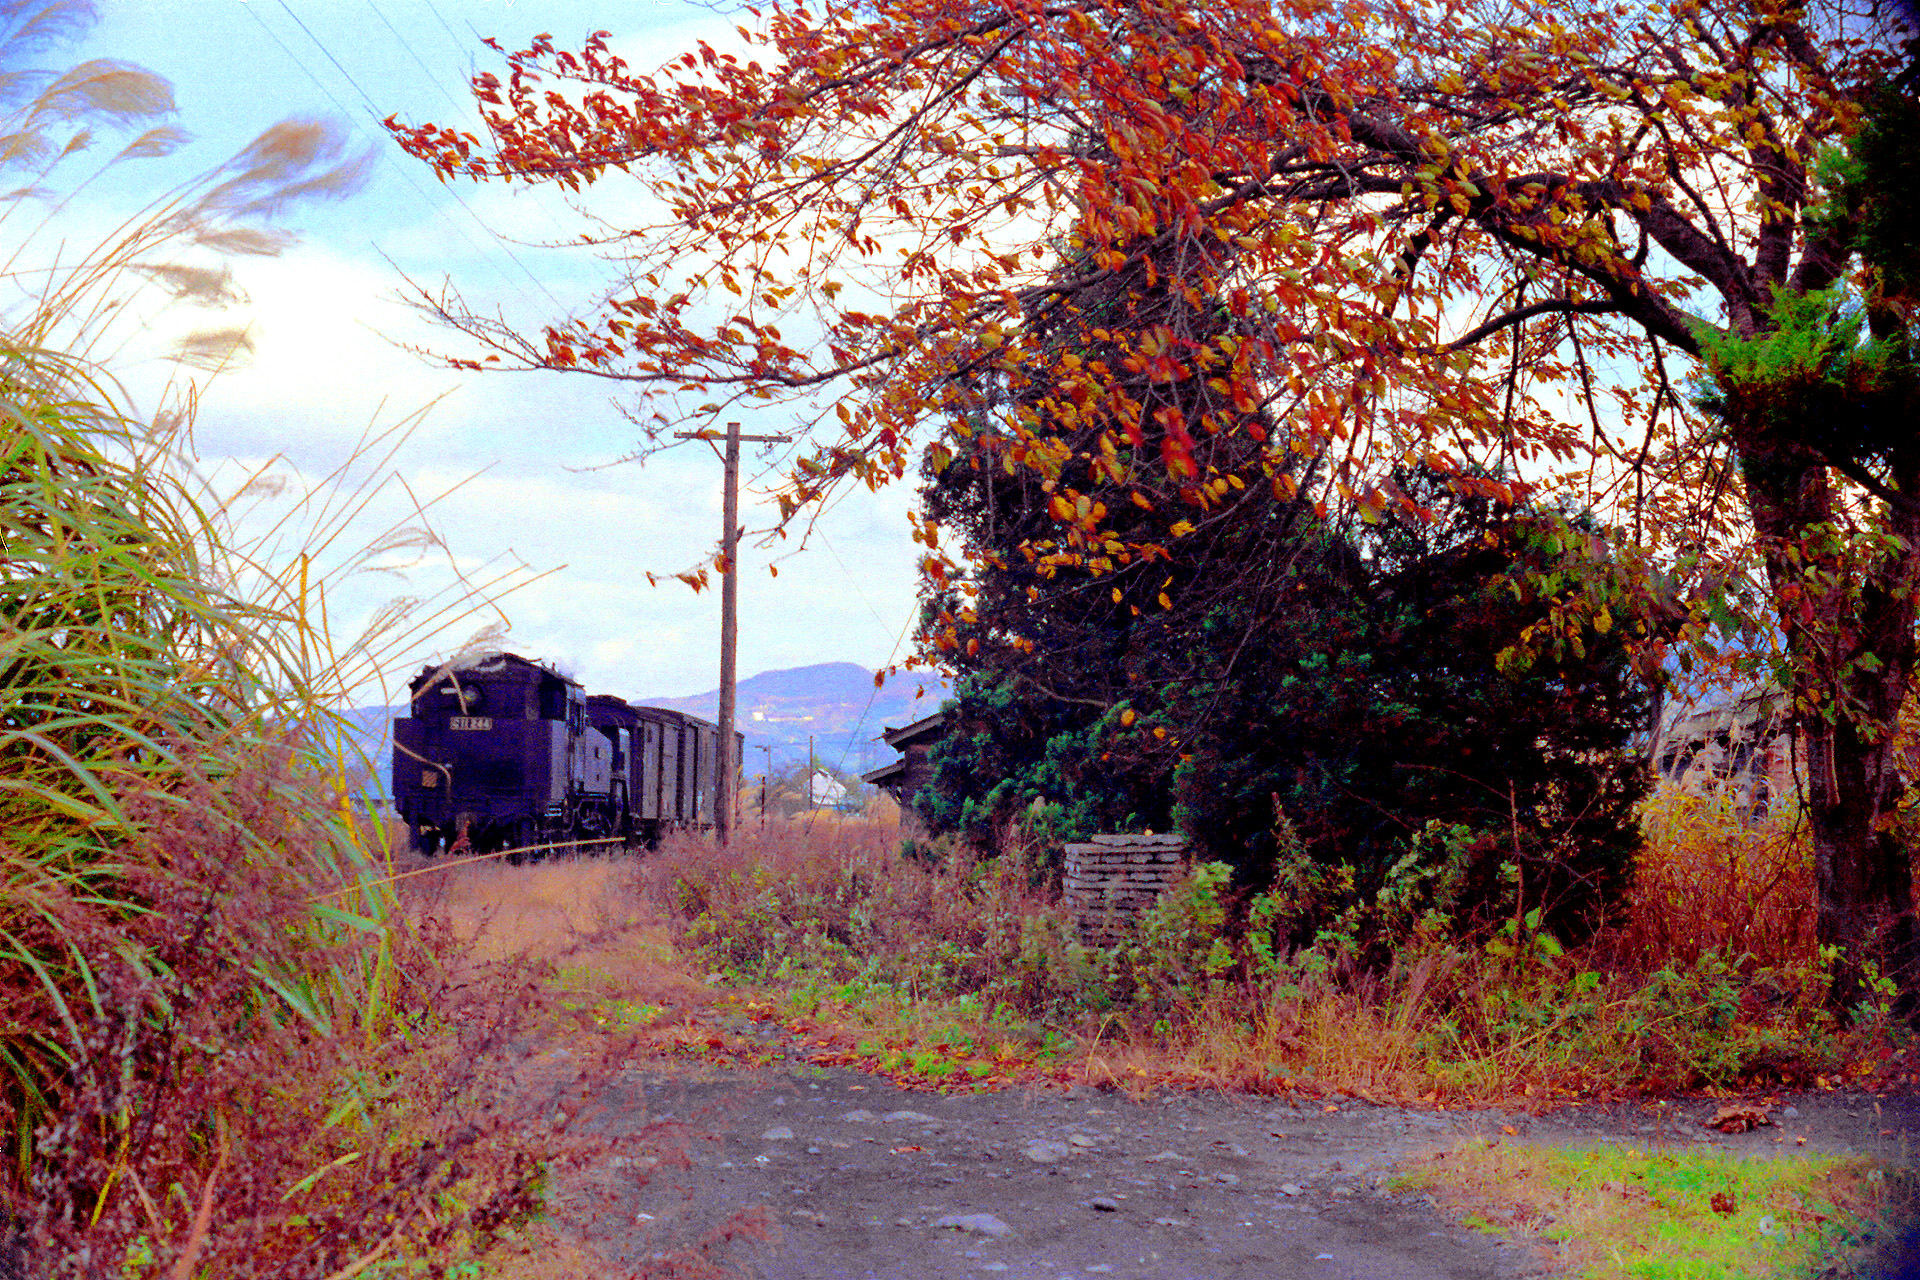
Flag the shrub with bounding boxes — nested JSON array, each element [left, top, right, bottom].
[[652, 783, 1899, 1101], [1617, 785, 1815, 970], [919, 477, 1650, 942], [648, 818, 1109, 1019]]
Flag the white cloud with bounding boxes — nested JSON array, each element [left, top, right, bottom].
[[60, 0, 931, 708]]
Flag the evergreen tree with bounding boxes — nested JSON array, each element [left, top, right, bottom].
[[918, 248, 1652, 933]]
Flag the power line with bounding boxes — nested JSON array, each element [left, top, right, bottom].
[[249, 0, 568, 313], [813, 524, 898, 636], [365, 0, 472, 117], [831, 597, 937, 781], [418, 0, 476, 66], [272, 0, 400, 126]]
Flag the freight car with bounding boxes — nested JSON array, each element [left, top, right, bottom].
[[390, 652, 742, 855]]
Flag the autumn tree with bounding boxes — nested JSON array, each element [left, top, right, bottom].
[[911, 235, 1333, 851], [391, 0, 1918, 991]]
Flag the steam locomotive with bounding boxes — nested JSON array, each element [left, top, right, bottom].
[[390, 652, 743, 854]]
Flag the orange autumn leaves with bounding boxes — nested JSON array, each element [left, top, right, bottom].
[[388, 0, 1888, 629]]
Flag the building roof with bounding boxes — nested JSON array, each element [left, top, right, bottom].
[[861, 757, 907, 787], [879, 708, 948, 750]]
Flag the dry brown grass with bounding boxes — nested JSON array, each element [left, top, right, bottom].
[[386, 849, 779, 1277], [1613, 786, 1816, 970], [409, 852, 649, 960], [635, 816, 1065, 1001], [634, 811, 1910, 1104], [645, 812, 906, 893], [380, 804, 1901, 1117], [1155, 976, 1449, 1100], [398, 850, 718, 1024]]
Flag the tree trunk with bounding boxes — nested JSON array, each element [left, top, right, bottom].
[[1741, 427, 1920, 1010], [1802, 697, 1916, 990]]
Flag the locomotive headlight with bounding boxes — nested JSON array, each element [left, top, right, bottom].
[[438, 682, 486, 710]]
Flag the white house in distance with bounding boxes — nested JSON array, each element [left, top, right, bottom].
[[809, 769, 849, 808]]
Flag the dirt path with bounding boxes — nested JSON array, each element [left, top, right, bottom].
[[534, 1020, 1920, 1279]]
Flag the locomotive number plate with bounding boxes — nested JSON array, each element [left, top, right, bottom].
[[449, 716, 493, 731]]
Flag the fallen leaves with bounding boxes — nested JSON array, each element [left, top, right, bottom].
[[1705, 1103, 1773, 1133]]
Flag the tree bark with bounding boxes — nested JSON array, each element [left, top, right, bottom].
[[1740, 424, 1920, 1008]]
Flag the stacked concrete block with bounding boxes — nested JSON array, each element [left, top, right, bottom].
[[1062, 832, 1189, 945]]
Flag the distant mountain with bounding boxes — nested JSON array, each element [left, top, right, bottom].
[[332, 703, 402, 802], [639, 662, 949, 777], [339, 662, 949, 797]]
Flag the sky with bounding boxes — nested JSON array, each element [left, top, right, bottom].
[[59, 0, 927, 706]]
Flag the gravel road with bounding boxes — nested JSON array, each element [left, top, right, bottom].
[[530, 1024, 1920, 1280]]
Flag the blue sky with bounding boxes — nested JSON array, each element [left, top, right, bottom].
[[65, 0, 924, 704]]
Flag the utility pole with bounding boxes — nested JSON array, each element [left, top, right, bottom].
[[674, 420, 791, 846], [759, 744, 773, 825]]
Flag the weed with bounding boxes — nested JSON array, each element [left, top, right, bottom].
[[1399, 1137, 1920, 1279], [5, 740, 571, 1278], [631, 785, 1905, 1104], [1619, 786, 1816, 971]]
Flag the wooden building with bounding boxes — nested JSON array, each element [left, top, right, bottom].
[[861, 709, 947, 825]]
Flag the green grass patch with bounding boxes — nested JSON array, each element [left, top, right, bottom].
[[1398, 1137, 1918, 1278], [551, 962, 669, 1030], [757, 955, 1073, 1085]]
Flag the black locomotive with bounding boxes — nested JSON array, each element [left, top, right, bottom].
[[390, 652, 742, 853]]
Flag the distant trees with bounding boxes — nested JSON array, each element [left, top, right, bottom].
[[752, 760, 873, 819]]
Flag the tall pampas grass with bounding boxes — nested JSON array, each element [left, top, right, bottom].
[[0, 338, 564, 1280], [0, 5, 574, 1275]]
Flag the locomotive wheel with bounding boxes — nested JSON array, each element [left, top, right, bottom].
[[505, 818, 540, 866], [535, 816, 570, 862], [578, 807, 611, 851]]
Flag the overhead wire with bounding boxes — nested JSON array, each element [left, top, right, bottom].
[[810, 523, 942, 781], [365, 0, 474, 117], [718, 435, 941, 788], [418, 0, 474, 64], [831, 604, 933, 775], [238, 0, 946, 778], [250, 0, 569, 313]]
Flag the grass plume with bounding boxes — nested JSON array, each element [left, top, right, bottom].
[[0, 7, 594, 1272]]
